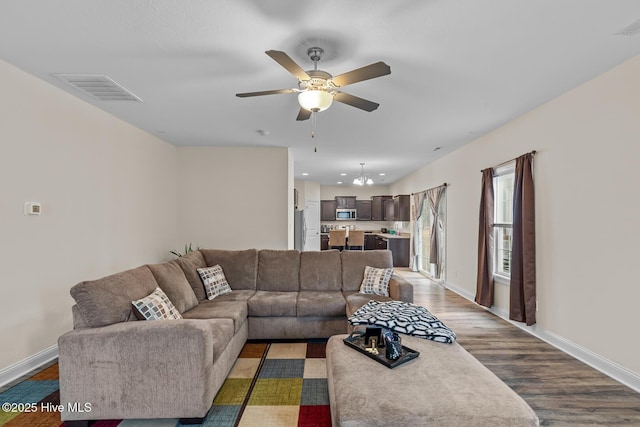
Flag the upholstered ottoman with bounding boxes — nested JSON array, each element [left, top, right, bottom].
[[326, 334, 539, 427]]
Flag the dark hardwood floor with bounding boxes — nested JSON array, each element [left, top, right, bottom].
[[401, 271, 640, 426]]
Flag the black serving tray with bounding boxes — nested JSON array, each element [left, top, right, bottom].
[[343, 332, 419, 369]]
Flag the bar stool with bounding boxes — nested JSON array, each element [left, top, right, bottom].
[[347, 230, 365, 250], [329, 230, 347, 251]]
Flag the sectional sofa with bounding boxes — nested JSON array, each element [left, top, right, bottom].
[[57, 249, 413, 425]]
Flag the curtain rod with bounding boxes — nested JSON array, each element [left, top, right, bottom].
[[480, 150, 536, 172], [411, 182, 447, 195]]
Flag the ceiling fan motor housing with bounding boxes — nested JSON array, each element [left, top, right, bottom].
[[299, 70, 335, 92]]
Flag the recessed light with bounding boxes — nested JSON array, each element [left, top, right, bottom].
[[302, 173, 309, 176], [379, 173, 385, 176], [337, 181, 343, 184], [340, 173, 347, 176]]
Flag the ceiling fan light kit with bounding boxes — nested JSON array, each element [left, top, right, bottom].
[[353, 163, 374, 186], [298, 89, 333, 112], [236, 46, 390, 141]]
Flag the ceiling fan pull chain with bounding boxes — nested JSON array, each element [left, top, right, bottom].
[[311, 110, 317, 138]]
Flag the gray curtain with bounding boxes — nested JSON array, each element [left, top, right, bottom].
[[426, 186, 445, 265], [411, 191, 427, 271], [475, 168, 494, 307], [510, 153, 536, 325]]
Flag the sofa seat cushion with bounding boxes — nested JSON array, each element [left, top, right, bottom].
[[182, 301, 248, 333], [257, 250, 300, 292], [343, 292, 393, 317], [70, 265, 159, 328], [297, 292, 346, 317], [211, 290, 256, 302], [248, 291, 298, 317], [147, 261, 199, 313]]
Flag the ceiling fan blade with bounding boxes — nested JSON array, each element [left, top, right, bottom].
[[265, 50, 311, 81], [331, 61, 391, 87], [296, 108, 312, 121], [333, 92, 380, 112], [236, 88, 297, 97]]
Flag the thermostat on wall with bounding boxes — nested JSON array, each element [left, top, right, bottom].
[[24, 202, 41, 216]]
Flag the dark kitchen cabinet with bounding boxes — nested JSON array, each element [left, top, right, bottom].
[[321, 200, 337, 221], [356, 200, 372, 221], [364, 234, 376, 250], [371, 196, 392, 221], [388, 237, 410, 267], [321, 234, 329, 251], [335, 196, 357, 209], [384, 198, 395, 221], [375, 235, 388, 250], [394, 195, 411, 222]]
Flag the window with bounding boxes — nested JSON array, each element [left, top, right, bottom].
[[493, 164, 514, 279]]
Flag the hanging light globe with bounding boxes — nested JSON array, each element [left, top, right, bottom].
[[298, 90, 333, 112]]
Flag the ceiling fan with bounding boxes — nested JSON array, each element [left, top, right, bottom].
[[236, 47, 391, 121]]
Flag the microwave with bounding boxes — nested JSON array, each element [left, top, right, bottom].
[[336, 209, 357, 220]]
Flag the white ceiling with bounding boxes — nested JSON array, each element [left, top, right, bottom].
[[2, 1, 640, 186]]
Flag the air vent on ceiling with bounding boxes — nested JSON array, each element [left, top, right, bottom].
[[52, 74, 142, 102], [616, 18, 640, 36]]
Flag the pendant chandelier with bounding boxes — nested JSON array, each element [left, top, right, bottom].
[[353, 163, 374, 186]]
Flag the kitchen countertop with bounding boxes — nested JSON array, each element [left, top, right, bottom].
[[321, 231, 410, 239], [374, 232, 410, 239]]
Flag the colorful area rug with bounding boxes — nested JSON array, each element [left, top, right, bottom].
[[0, 340, 330, 427]]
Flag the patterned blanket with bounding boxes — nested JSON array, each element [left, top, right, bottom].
[[348, 300, 457, 343]]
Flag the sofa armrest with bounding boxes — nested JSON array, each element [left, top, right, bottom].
[[58, 319, 215, 420], [389, 274, 414, 303]]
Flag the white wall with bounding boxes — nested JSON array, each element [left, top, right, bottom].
[[176, 147, 290, 251], [391, 54, 640, 378], [0, 59, 177, 371], [294, 179, 321, 209]]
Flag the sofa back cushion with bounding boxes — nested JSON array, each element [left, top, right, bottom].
[[300, 250, 342, 291], [69, 265, 158, 327], [257, 250, 300, 292], [341, 250, 393, 292], [200, 249, 258, 291], [173, 250, 208, 301], [147, 261, 199, 313]]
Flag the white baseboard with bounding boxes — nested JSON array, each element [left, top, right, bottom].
[[0, 345, 58, 388], [443, 280, 640, 394]]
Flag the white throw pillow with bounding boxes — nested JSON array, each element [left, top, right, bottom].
[[359, 266, 393, 297], [197, 265, 233, 300], [132, 287, 183, 320]]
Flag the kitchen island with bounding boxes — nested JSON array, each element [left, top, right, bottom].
[[320, 231, 410, 267]]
